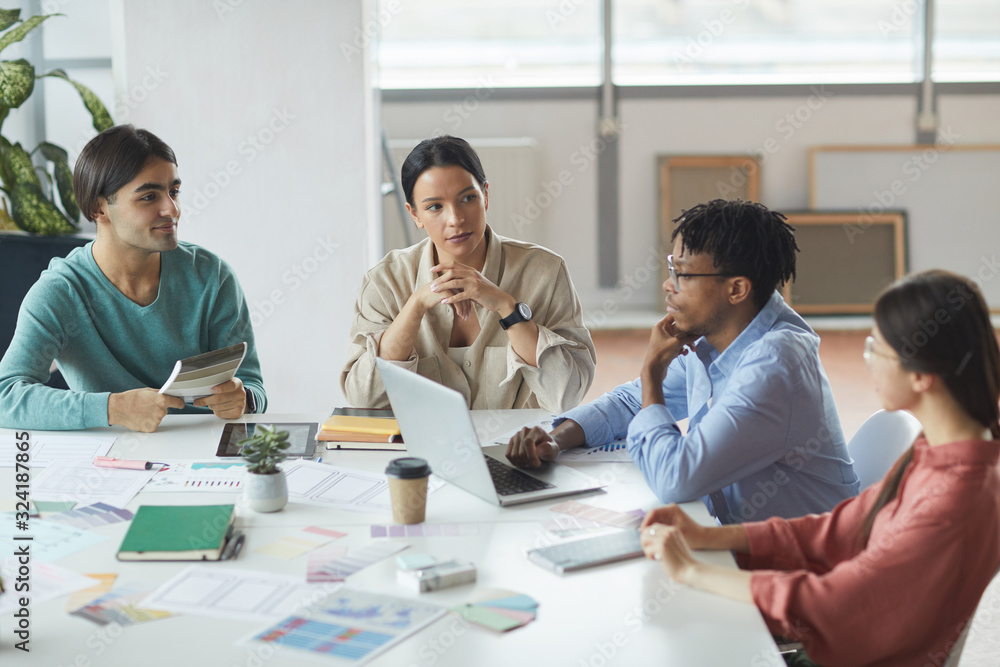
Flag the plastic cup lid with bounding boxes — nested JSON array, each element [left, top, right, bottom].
[[385, 457, 431, 479]]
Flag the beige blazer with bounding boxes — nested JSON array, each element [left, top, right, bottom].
[[341, 228, 596, 412]]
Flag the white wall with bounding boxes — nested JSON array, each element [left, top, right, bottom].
[[384, 91, 1000, 316], [112, 0, 380, 413]]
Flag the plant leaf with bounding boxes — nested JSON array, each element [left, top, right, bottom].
[[4, 141, 40, 188], [0, 59, 34, 108], [35, 142, 79, 221], [8, 182, 75, 235], [41, 69, 113, 132], [0, 9, 21, 33], [0, 14, 57, 55]]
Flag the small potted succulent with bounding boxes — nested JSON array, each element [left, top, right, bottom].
[[238, 424, 291, 512]]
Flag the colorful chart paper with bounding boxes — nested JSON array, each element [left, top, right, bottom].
[[248, 589, 446, 664]]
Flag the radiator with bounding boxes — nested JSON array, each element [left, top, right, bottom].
[[384, 138, 541, 252]]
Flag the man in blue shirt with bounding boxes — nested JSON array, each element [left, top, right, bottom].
[[0, 125, 266, 432], [506, 199, 858, 522]]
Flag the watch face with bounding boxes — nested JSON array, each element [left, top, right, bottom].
[[518, 302, 532, 319]]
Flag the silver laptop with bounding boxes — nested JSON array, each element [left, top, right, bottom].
[[376, 359, 604, 506]]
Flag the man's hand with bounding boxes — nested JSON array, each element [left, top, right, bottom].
[[642, 315, 696, 380], [505, 420, 586, 469], [505, 426, 560, 468], [108, 388, 185, 433], [641, 315, 697, 407], [194, 378, 246, 420]]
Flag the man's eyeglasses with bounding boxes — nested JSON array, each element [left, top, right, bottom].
[[666, 255, 733, 291], [862, 335, 898, 365]]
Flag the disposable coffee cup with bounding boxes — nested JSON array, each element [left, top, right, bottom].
[[385, 457, 431, 524]]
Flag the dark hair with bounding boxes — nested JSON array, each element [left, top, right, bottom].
[[400, 135, 487, 208], [858, 270, 1000, 547], [671, 199, 798, 310], [73, 124, 177, 221]]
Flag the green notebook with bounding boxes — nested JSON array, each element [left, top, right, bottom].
[[117, 504, 235, 561]]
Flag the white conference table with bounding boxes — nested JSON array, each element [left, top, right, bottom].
[[1, 411, 783, 666]]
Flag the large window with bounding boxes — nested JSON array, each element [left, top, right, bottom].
[[613, 0, 920, 85], [934, 0, 1000, 81], [380, 0, 1000, 89], [379, 0, 602, 89]]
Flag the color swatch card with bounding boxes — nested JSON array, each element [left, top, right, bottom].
[[549, 501, 644, 529], [46, 503, 133, 530], [246, 589, 446, 665], [370, 523, 479, 538], [143, 460, 248, 492], [307, 541, 409, 583], [255, 526, 347, 560], [452, 591, 539, 632], [142, 565, 339, 624]]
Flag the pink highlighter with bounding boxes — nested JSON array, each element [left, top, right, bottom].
[[93, 457, 167, 470]]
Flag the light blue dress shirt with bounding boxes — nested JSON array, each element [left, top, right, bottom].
[[559, 291, 859, 523]]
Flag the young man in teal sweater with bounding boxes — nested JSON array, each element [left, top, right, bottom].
[[0, 125, 266, 432]]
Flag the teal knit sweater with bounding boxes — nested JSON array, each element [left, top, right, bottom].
[[0, 241, 266, 430]]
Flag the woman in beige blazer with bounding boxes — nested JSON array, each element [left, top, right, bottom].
[[341, 135, 595, 412]]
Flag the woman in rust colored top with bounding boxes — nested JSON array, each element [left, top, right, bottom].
[[639, 270, 1000, 667]]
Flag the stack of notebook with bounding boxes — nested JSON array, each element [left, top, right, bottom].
[[319, 414, 405, 451]]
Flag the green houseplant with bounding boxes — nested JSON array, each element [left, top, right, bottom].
[[0, 7, 113, 235], [238, 425, 291, 512]]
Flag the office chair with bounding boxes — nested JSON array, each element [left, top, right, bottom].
[[847, 409, 923, 491]]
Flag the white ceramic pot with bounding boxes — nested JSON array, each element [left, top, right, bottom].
[[243, 470, 288, 512]]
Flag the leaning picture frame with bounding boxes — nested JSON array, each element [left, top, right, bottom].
[[780, 211, 907, 314], [658, 155, 760, 285]]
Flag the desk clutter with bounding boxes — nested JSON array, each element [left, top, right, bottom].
[[0, 416, 670, 665], [10, 436, 666, 664]]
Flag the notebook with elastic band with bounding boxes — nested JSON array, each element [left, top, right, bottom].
[[116, 504, 236, 562]]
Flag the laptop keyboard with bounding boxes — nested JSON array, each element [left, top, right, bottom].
[[484, 456, 556, 496]]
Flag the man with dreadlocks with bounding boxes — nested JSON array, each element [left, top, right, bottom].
[[506, 199, 859, 523]]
